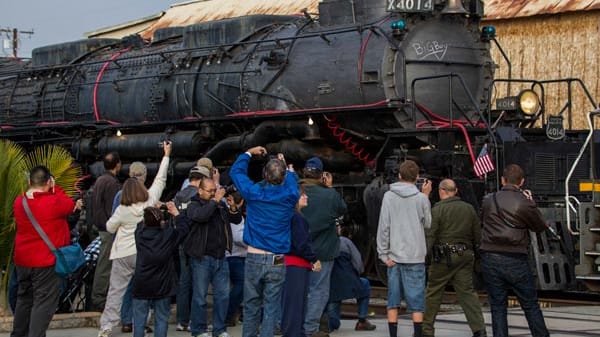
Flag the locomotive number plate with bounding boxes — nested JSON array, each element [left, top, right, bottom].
[[387, 0, 433, 12]]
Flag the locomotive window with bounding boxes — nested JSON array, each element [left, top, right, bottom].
[[387, 0, 433, 12]]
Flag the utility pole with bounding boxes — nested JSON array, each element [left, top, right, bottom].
[[1, 27, 34, 58]]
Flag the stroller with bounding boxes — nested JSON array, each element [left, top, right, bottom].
[[56, 237, 100, 313]]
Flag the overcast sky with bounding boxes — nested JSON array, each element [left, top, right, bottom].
[[0, 0, 178, 58]]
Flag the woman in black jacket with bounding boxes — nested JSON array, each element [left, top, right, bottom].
[[131, 203, 190, 337]]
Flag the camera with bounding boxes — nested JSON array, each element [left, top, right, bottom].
[[224, 185, 237, 196], [157, 139, 172, 148], [416, 177, 427, 191], [159, 204, 170, 220]]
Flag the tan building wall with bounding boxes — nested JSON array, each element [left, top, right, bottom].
[[485, 11, 600, 129]]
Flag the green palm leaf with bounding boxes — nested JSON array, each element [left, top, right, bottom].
[[0, 140, 27, 257], [23, 145, 82, 197], [0, 140, 27, 314]]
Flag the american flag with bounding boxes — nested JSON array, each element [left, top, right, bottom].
[[474, 144, 495, 177]]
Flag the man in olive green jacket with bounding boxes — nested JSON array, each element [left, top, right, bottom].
[[423, 179, 486, 337]]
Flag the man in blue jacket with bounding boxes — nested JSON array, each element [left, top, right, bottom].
[[230, 146, 299, 337]]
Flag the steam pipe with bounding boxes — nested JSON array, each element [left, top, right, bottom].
[[204, 120, 320, 163]]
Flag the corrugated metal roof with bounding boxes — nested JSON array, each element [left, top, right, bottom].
[[85, 12, 166, 38], [137, 0, 600, 40], [483, 0, 600, 20], [139, 0, 319, 40]]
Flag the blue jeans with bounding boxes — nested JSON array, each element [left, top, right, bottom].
[[327, 277, 371, 330], [132, 297, 170, 337], [303, 260, 334, 335], [386, 263, 426, 312], [481, 252, 549, 337], [242, 253, 285, 337], [226, 256, 246, 321], [120, 278, 134, 325], [176, 246, 192, 325], [190, 256, 230, 336]]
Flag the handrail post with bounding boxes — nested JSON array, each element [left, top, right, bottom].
[[565, 108, 600, 235]]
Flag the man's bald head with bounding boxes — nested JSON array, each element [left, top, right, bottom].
[[438, 179, 457, 200]]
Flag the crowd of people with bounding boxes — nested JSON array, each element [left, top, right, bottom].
[[10, 140, 551, 337]]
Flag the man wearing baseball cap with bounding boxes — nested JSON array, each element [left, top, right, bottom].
[[301, 156, 347, 337]]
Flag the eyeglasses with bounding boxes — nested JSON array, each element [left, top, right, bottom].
[[200, 187, 216, 193]]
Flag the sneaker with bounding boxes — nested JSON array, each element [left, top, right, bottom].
[[218, 332, 233, 337], [176, 323, 190, 331], [355, 319, 376, 331], [121, 324, 133, 333], [98, 328, 112, 337]]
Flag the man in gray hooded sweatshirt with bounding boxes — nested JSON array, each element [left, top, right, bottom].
[[377, 160, 432, 337]]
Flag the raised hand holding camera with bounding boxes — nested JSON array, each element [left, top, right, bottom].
[[160, 140, 173, 157], [421, 178, 432, 196], [213, 187, 226, 202], [247, 146, 267, 157], [226, 195, 238, 213]]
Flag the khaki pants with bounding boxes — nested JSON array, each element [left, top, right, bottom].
[[423, 252, 485, 336], [99, 254, 136, 330]]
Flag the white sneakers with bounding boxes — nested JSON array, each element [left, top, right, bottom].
[[177, 323, 191, 331]]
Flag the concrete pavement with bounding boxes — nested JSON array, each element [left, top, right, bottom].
[[2, 305, 600, 336]]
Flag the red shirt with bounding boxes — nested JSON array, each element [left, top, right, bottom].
[[13, 186, 75, 267]]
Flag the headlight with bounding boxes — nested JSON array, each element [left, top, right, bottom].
[[518, 90, 540, 115]]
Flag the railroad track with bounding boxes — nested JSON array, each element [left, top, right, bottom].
[[340, 286, 600, 318]]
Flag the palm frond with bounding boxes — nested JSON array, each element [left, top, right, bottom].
[[23, 145, 82, 197], [0, 140, 28, 313], [0, 140, 27, 225]]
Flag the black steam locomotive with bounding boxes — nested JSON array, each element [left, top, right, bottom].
[[1, 0, 599, 291]]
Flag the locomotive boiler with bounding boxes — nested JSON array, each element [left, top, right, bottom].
[[1, 0, 600, 291]]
